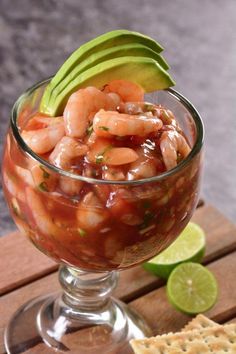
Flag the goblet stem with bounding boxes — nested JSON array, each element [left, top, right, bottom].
[[59, 266, 118, 313], [35, 265, 151, 353]]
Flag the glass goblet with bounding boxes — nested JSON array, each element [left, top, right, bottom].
[[2, 79, 204, 353]]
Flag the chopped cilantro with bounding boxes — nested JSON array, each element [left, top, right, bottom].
[[99, 126, 109, 131], [78, 228, 87, 237], [95, 155, 104, 164], [11, 199, 26, 220], [86, 125, 94, 136], [103, 145, 113, 154], [38, 182, 49, 192], [162, 110, 170, 119], [12, 203, 20, 216], [95, 145, 113, 164], [7, 171, 18, 184], [142, 200, 151, 209], [144, 103, 155, 112], [39, 165, 50, 179], [139, 211, 155, 230]]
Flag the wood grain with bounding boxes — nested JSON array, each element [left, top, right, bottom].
[[130, 251, 236, 335], [226, 317, 236, 324], [0, 199, 204, 297], [192, 204, 236, 264], [0, 231, 57, 296], [2, 240, 236, 353], [0, 203, 234, 298], [1, 203, 236, 353]]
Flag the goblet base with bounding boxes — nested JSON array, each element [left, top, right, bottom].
[[5, 292, 152, 354]]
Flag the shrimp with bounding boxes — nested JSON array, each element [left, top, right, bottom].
[[26, 189, 82, 266], [127, 156, 158, 180], [120, 102, 181, 131], [86, 131, 97, 146], [86, 138, 111, 163], [104, 147, 139, 166], [49, 136, 88, 169], [151, 106, 181, 131], [63, 86, 118, 138], [2, 170, 25, 202], [93, 109, 163, 137], [86, 137, 138, 166], [103, 80, 144, 102], [104, 233, 123, 261], [29, 162, 57, 192], [76, 192, 109, 230], [24, 114, 64, 130], [21, 123, 65, 154], [14, 217, 33, 239], [25, 187, 58, 236], [106, 92, 121, 106], [93, 184, 111, 205], [15, 165, 35, 187], [160, 131, 191, 171], [59, 176, 83, 196], [122, 102, 146, 115], [132, 184, 164, 200], [107, 188, 142, 226], [6, 134, 11, 157], [102, 166, 125, 181]]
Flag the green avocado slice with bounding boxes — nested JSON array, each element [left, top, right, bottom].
[[49, 43, 170, 103], [40, 56, 175, 116], [42, 30, 164, 107]]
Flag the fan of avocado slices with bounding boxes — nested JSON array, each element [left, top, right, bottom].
[[40, 30, 175, 116]]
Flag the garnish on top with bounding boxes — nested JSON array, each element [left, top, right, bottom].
[[40, 30, 175, 116], [21, 30, 188, 182]]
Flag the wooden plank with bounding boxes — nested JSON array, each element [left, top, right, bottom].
[[0, 202, 233, 298], [2, 248, 236, 353], [1, 204, 236, 353], [0, 231, 57, 296], [226, 317, 236, 324], [192, 204, 236, 264], [0, 200, 203, 296], [130, 251, 236, 336]]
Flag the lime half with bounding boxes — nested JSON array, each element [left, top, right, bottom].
[[167, 262, 218, 314], [143, 222, 206, 279]]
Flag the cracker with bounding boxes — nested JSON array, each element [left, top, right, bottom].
[[130, 324, 236, 354], [183, 314, 219, 332], [131, 338, 209, 354]]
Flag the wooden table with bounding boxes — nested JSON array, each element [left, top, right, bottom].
[[1, 202, 236, 353]]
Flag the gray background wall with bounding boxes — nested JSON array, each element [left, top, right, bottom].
[[0, 0, 236, 235]]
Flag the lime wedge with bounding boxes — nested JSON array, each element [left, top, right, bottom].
[[167, 262, 218, 314], [143, 222, 206, 279]]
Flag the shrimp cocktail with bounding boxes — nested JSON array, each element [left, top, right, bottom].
[[2, 30, 204, 353]]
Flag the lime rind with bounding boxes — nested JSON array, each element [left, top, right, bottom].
[[167, 262, 218, 315], [153, 223, 205, 264], [143, 222, 206, 279]]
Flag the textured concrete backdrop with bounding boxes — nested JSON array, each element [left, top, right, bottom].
[[0, 0, 236, 235]]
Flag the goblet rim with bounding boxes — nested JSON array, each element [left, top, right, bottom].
[[10, 77, 204, 185]]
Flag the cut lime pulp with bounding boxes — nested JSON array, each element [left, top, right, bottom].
[[143, 222, 206, 279], [167, 262, 218, 314]]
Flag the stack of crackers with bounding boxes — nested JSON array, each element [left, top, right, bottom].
[[130, 315, 236, 353]]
